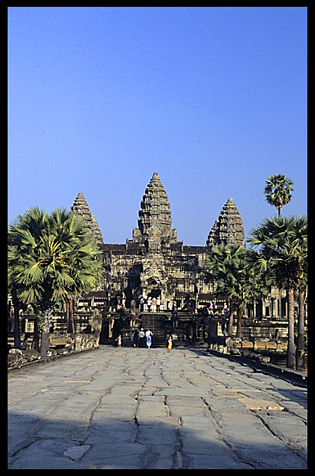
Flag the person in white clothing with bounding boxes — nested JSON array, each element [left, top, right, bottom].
[[146, 329, 153, 349]]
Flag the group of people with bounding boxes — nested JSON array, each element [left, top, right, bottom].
[[115, 329, 153, 348], [208, 300, 228, 315], [139, 296, 164, 312], [133, 328, 153, 348], [115, 329, 173, 351]]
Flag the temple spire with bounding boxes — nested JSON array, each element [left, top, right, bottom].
[[206, 197, 245, 247], [71, 193, 103, 246], [132, 172, 177, 244]]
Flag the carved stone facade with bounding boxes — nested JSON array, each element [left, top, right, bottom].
[[71, 173, 245, 311]]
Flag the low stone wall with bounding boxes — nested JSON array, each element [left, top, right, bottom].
[[8, 332, 100, 370], [207, 335, 287, 365], [48, 332, 100, 354], [8, 348, 41, 368]]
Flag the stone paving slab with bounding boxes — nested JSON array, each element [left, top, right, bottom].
[[137, 424, 178, 445], [8, 346, 307, 469], [8, 438, 89, 469], [182, 452, 248, 469], [166, 395, 205, 406]]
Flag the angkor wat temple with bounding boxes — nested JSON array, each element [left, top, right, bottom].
[[8, 172, 303, 350], [69, 172, 249, 344], [72, 172, 244, 312]]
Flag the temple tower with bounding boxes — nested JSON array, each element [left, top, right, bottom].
[[206, 197, 245, 247], [71, 192, 103, 246], [132, 172, 177, 246]]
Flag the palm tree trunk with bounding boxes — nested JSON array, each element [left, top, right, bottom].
[[296, 289, 306, 370], [236, 309, 242, 338], [40, 329, 49, 357], [40, 308, 52, 357], [286, 288, 296, 369], [11, 287, 21, 349], [227, 299, 234, 336], [13, 297, 21, 349], [66, 299, 71, 333], [32, 317, 40, 351], [70, 299, 75, 334], [66, 299, 76, 334]]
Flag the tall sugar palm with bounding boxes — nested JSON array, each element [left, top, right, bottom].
[[248, 215, 307, 369], [264, 174, 294, 217], [8, 207, 103, 356]]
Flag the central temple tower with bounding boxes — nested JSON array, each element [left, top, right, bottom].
[[132, 172, 178, 250]]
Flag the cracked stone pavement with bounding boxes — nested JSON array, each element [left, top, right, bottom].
[[8, 346, 307, 469]]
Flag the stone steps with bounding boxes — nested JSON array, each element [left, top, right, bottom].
[[138, 313, 168, 346]]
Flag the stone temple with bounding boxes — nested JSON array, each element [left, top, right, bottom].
[[70, 172, 246, 344]]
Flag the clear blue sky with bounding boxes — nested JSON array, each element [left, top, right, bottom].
[[8, 6, 307, 245]]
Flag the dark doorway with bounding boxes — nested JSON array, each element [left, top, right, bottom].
[[148, 289, 161, 298], [99, 321, 109, 344]]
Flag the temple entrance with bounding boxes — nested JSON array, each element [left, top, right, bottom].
[[145, 277, 163, 301], [99, 320, 109, 344], [148, 289, 161, 298]]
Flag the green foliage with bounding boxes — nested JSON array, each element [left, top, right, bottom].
[[264, 174, 294, 217], [205, 243, 270, 313], [37, 313, 45, 332], [248, 214, 307, 369], [8, 207, 103, 314], [248, 215, 307, 291]]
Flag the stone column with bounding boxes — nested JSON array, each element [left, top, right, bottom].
[[278, 298, 282, 319]]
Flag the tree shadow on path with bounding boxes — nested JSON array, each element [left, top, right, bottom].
[[8, 410, 307, 470]]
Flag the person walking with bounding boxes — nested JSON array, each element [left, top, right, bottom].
[[138, 328, 145, 347], [167, 335, 173, 353], [146, 329, 153, 349], [132, 330, 139, 347], [115, 334, 122, 347]]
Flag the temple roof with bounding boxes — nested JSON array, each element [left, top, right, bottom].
[[206, 197, 245, 247], [71, 193, 103, 246]]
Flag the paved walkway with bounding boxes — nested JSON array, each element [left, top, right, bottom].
[[8, 346, 307, 469]]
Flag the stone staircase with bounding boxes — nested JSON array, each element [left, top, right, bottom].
[[138, 312, 168, 347]]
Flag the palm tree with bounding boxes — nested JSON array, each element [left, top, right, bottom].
[[8, 207, 103, 356], [248, 215, 307, 369], [205, 244, 269, 337], [264, 174, 294, 217], [8, 207, 49, 349]]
